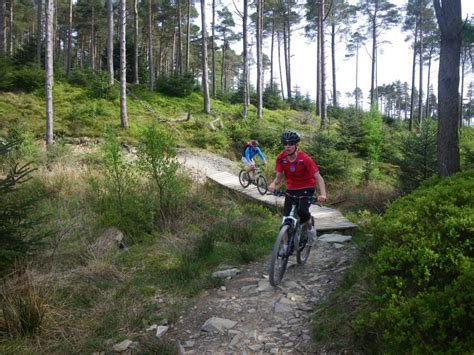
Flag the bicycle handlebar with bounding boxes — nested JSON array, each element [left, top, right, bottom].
[[267, 190, 320, 205]]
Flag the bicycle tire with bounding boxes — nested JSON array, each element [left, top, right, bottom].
[[296, 221, 313, 265], [269, 224, 291, 286], [239, 170, 251, 188], [256, 175, 268, 195]]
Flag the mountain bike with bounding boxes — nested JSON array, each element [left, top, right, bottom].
[[239, 165, 268, 195], [268, 191, 316, 287]]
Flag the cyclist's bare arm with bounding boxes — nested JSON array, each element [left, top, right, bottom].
[[315, 171, 326, 203], [268, 171, 284, 193]]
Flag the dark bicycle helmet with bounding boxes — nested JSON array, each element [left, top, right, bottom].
[[281, 130, 300, 144], [251, 140, 259, 147]]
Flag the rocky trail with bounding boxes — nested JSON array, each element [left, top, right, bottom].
[[150, 150, 359, 354]]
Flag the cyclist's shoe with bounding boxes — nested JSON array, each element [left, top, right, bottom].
[[307, 228, 317, 246], [278, 244, 288, 257]]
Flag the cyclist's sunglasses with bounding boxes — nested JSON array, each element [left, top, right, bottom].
[[282, 141, 296, 146]]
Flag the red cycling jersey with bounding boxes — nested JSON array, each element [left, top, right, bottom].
[[275, 150, 319, 190]]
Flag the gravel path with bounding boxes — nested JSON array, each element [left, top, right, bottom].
[[163, 149, 358, 354]]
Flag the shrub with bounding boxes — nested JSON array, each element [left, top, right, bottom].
[[0, 141, 47, 273], [355, 170, 474, 353], [0, 60, 14, 91], [68, 69, 96, 87], [305, 132, 351, 181], [263, 84, 287, 110], [398, 119, 437, 192], [335, 107, 366, 155], [87, 72, 118, 100], [361, 105, 384, 181], [94, 128, 154, 241], [136, 123, 191, 225], [11, 64, 44, 93], [155, 73, 198, 97]]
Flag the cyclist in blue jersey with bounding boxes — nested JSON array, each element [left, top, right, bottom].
[[241, 140, 267, 178]]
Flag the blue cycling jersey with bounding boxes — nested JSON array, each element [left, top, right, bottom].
[[243, 145, 265, 162]]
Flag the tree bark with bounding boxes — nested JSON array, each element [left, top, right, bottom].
[[242, 0, 248, 117], [433, 0, 461, 176], [256, 0, 264, 119], [107, 0, 114, 84], [119, 0, 129, 129], [331, 18, 337, 107], [148, 0, 154, 90], [0, 0, 4, 56], [211, 0, 216, 97], [320, 0, 326, 129], [418, 10, 424, 125], [66, 0, 73, 80], [134, 0, 139, 84], [369, 0, 378, 106], [177, 0, 183, 75], [185, 0, 191, 72], [7, 0, 12, 56], [201, 0, 210, 114], [409, 23, 418, 131], [45, 0, 54, 145]]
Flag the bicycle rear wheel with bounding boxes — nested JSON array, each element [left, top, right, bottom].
[[269, 224, 290, 286], [297, 217, 314, 265], [256, 175, 268, 195], [239, 170, 251, 188]]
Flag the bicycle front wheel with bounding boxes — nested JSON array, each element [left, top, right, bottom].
[[239, 170, 251, 188], [296, 221, 313, 265], [269, 224, 291, 286], [256, 175, 268, 195]]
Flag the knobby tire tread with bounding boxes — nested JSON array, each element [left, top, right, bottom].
[[269, 224, 290, 286]]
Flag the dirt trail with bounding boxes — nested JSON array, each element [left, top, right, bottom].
[[165, 150, 357, 354]]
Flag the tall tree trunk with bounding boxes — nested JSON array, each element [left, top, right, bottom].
[[133, 0, 139, 84], [270, 13, 274, 89], [177, 0, 183, 75], [331, 19, 337, 107], [425, 46, 433, 119], [91, 7, 96, 71], [320, 0, 326, 128], [66, 0, 73, 80], [316, 20, 320, 116], [283, 12, 291, 100], [119, 0, 129, 129], [107, 0, 114, 84], [211, 0, 216, 97], [459, 51, 465, 128], [256, 0, 264, 119], [369, 0, 378, 106], [45, 0, 54, 145], [1, 0, 5, 56], [409, 24, 418, 131], [36, 0, 42, 64], [418, 12, 424, 125], [355, 43, 359, 110], [242, 0, 249, 117], [220, 41, 226, 91], [148, 0, 154, 90], [433, 0, 461, 176], [200, 0, 210, 114], [185, 0, 191, 72], [278, 31, 284, 100], [7, 0, 12, 55]]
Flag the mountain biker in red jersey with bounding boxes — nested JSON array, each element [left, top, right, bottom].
[[268, 130, 327, 251]]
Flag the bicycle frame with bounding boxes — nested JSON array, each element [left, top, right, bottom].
[[268, 191, 315, 286]]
